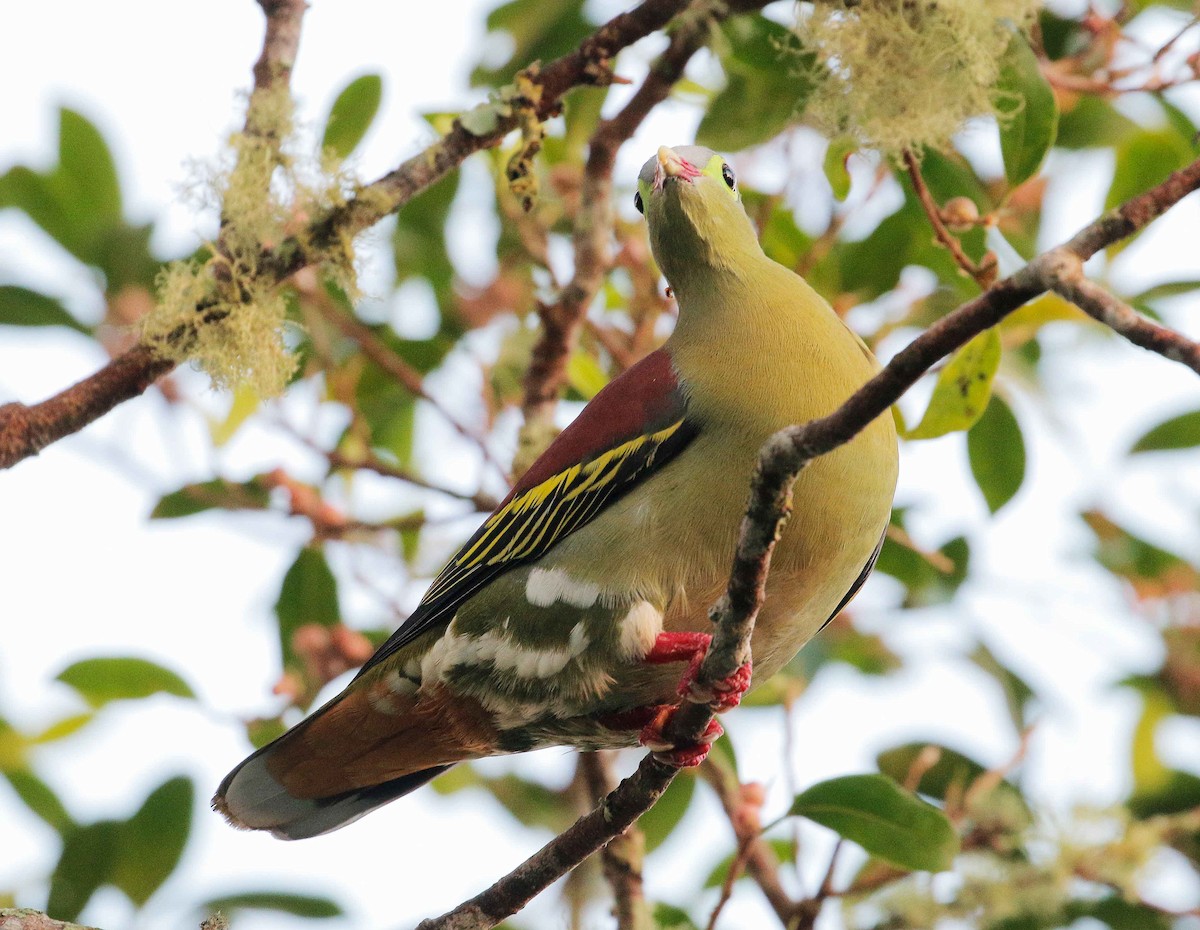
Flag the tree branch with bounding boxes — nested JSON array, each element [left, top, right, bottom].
[[0, 910, 98, 930], [411, 152, 1200, 930], [2, 0, 763, 472]]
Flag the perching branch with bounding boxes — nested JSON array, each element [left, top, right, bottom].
[[413, 154, 1200, 930], [0, 0, 769, 472], [579, 751, 651, 930]]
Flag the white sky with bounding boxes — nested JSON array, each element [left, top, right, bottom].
[[2, 2, 1200, 929]]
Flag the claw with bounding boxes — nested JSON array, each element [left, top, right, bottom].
[[639, 708, 724, 768]]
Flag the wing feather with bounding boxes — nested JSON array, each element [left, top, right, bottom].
[[356, 350, 695, 677]]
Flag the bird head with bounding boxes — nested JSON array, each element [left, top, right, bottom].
[[635, 145, 761, 288]]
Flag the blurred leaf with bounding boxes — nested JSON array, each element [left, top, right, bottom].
[[1054, 94, 1137, 150], [46, 820, 120, 921], [697, 16, 815, 151], [0, 285, 90, 333], [1128, 768, 1200, 820], [276, 547, 341, 674], [472, 0, 590, 87], [823, 136, 856, 200], [31, 713, 95, 744], [1129, 408, 1200, 454], [321, 74, 383, 160], [1131, 279, 1200, 304], [967, 393, 1026, 513], [246, 716, 288, 750], [789, 774, 958, 871], [355, 359, 418, 466], [477, 773, 575, 833], [203, 892, 344, 919], [996, 292, 1088, 344], [56, 657, 194, 708], [970, 643, 1034, 732], [703, 838, 793, 889], [1105, 129, 1193, 258], [210, 385, 262, 446], [3, 769, 75, 835], [57, 107, 122, 224], [0, 717, 25, 771], [111, 776, 193, 905], [639, 770, 695, 852], [996, 31, 1058, 188], [393, 172, 460, 317], [566, 350, 609, 400], [874, 513, 970, 608], [795, 619, 901, 680], [1081, 510, 1199, 599], [652, 903, 701, 930], [907, 329, 1001, 439], [150, 475, 272, 519], [1065, 896, 1172, 930], [878, 743, 983, 801]]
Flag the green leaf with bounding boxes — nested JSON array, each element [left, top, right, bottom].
[[907, 329, 1002, 439], [995, 31, 1058, 188], [1129, 408, 1200, 454], [874, 512, 970, 608], [1054, 94, 1137, 150], [967, 393, 1026, 513], [275, 547, 341, 679], [111, 776, 193, 905], [823, 136, 856, 200], [3, 769, 75, 835], [1106, 129, 1193, 213], [1081, 510, 1198, 597], [638, 770, 695, 852], [57, 108, 122, 223], [651, 903, 701, 930], [150, 475, 272, 519], [789, 774, 958, 872], [56, 657, 195, 708], [970, 643, 1035, 732], [703, 838, 794, 889], [321, 74, 383, 160], [566, 351, 609, 400], [0, 285, 89, 333], [203, 892, 344, 920], [472, 0, 590, 87], [47, 820, 121, 921], [697, 17, 815, 152]]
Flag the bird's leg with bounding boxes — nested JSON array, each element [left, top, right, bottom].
[[631, 631, 754, 767], [643, 631, 753, 712]]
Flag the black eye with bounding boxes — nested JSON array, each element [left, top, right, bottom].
[[634, 190, 644, 214], [721, 164, 736, 189]]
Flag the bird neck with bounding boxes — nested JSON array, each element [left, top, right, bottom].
[[665, 255, 880, 432]]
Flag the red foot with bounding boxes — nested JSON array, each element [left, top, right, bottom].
[[644, 632, 753, 711], [638, 706, 724, 767]]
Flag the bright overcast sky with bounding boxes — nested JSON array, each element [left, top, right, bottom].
[[2, 2, 1200, 928]]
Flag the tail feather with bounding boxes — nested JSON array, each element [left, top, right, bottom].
[[213, 748, 451, 840], [212, 680, 500, 839]]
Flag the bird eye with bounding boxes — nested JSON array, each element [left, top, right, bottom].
[[721, 164, 736, 190], [634, 190, 644, 214]]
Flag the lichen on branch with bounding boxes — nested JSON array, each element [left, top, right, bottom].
[[796, 0, 1042, 155], [139, 81, 358, 397]]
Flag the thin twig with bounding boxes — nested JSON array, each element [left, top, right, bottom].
[[902, 150, 994, 289], [699, 758, 797, 926], [326, 449, 499, 512], [579, 752, 651, 930]]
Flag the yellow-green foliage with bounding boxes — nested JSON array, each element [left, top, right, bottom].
[[796, 0, 1042, 156], [140, 82, 358, 396]]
